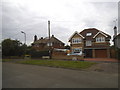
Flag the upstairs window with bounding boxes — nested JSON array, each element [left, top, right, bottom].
[[47, 42, 53, 46], [96, 37, 105, 42], [72, 38, 82, 44], [86, 41, 92, 46], [86, 33, 92, 36]]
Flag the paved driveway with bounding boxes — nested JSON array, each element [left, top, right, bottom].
[[2, 62, 118, 88]]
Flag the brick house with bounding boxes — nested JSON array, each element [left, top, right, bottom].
[[69, 28, 111, 58], [32, 35, 65, 51]]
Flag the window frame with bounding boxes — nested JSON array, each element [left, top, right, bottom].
[[72, 38, 82, 44], [86, 41, 92, 46], [96, 37, 105, 42], [72, 48, 82, 53], [86, 33, 92, 36]]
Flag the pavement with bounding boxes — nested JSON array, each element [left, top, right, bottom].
[[2, 62, 118, 88], [83, 58, 119, 63]]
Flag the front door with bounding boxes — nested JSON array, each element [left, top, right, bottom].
[[84, 49, 92, 58]]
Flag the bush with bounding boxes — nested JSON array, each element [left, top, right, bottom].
[[30, 50, 49, 58]]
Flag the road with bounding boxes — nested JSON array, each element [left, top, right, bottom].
[[2, 62, 118, 88]]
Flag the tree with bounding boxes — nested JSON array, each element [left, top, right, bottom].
[[2, 38, 26, 57]]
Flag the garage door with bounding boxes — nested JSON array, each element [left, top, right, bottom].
[[95, 49, 107, 58]]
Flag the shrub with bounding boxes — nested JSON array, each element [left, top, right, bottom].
[[30, 50, 49, 58]]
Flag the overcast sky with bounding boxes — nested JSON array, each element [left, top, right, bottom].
[[1, 0, 119, 45]]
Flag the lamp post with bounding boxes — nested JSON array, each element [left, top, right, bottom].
[[21, 31, 26, 57], [21, 31, 26, 45]]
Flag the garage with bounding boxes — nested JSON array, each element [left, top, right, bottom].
[[95, 49, 108, 58]]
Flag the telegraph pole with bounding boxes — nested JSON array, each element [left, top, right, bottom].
[[48, 20, 51, 59], [48, 20, 50, 40]]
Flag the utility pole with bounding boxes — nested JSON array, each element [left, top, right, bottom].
[[48, 20, 50, 40], [48, 20, 51, 59]]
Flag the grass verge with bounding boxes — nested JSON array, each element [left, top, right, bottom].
[[2, 59, 14, 62], [16, 60, 96, 69]]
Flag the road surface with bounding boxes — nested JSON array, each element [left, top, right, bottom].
[[2, 62, 118, 88]]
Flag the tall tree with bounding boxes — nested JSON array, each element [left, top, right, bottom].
[[2, 38, 26, 56]]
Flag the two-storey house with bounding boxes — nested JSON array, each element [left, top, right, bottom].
[[32, 35, 65, 51], [69, 28, 111, 58]]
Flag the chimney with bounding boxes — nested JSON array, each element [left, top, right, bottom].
[[34, 35, 37, 42], [113, 26, 117, 38], [40, 37, 43, 39], [52, 35, 54, 37]]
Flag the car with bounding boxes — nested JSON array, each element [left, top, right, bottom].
[[67, 52, 82, 56]]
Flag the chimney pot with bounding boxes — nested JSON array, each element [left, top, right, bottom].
[[52, 35, 54, 37], [41, 37, 43, 39]]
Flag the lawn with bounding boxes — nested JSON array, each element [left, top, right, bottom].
[[2, 59, 14, 62], [16, 60, 96, 69]]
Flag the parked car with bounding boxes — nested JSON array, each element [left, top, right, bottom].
[[67, 52, 82, 56]]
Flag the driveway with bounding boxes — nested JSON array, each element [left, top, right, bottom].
[[2, 62, 118, 88]]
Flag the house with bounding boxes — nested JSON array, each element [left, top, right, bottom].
[[32, 35, 65, 51], [69, 28, 111, 58], [113, 33, 120, 49]]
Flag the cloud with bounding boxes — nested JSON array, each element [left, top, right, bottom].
[[2, 0, 118, 45]]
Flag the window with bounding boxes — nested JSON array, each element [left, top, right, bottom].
[[47, 42, 52, 46], [34, 44, 39, 47], [72, 38, 82, 44], [96, 37, 105, 42], [72, 48, 82, 53], [86, 33, 92, 36], [86, 41, 92, 46]]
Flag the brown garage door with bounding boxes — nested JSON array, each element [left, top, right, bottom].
[[95, 49, 107, 58]]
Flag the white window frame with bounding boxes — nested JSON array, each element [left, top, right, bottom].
[[86, 41, 92, 46], [72, 38, 82, 44], [96, 37, 105, 42], [47, 42, 53, 46], [86, 33, 92, 36], [72, 48, 82, 53]]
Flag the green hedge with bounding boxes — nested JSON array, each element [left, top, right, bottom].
[[30, 50, 49, 58]]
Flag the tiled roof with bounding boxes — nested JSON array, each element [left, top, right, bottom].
[[34, 35, 64, 44], [79, 28, 111, 40]]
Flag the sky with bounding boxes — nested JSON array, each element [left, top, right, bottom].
[[1, 0, 119, 45]]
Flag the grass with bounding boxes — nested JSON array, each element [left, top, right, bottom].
[[2, 59, 14, 62], [16, 60, 96, 69]]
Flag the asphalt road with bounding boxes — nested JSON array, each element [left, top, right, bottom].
[[2, 62, 118, 88], [0, 55, 1, 89]]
